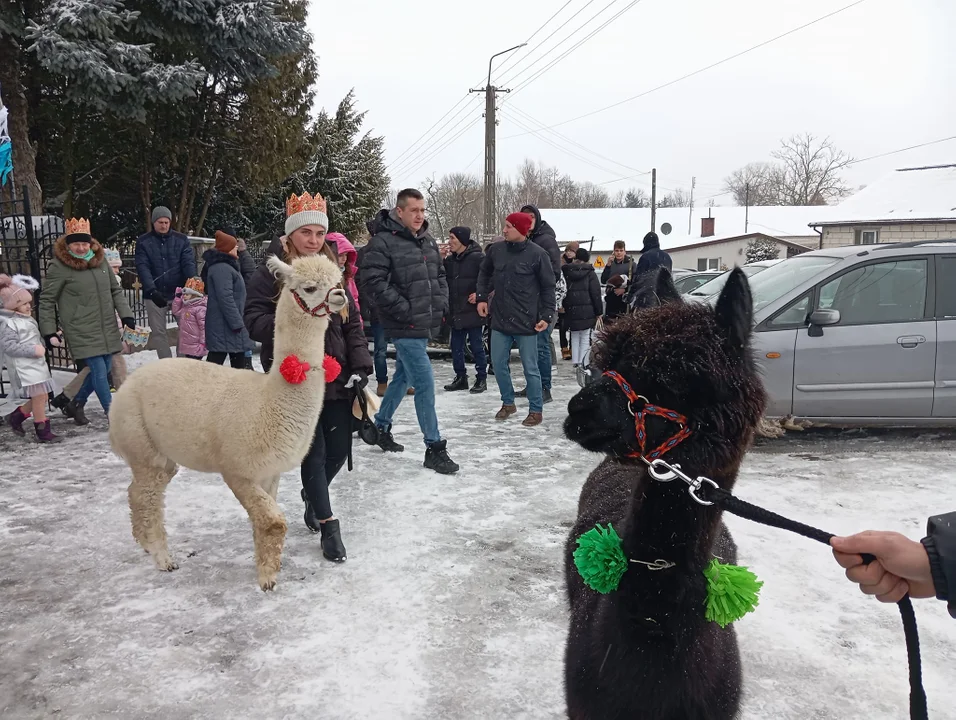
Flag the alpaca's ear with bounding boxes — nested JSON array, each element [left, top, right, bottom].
[[714, 267, 753, 351], [653, 267, 682, 305], [266, 255, 293, 283]]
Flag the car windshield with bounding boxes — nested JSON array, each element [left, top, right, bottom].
[[687, 264, 769, 297], [747, 255, 841, 312]]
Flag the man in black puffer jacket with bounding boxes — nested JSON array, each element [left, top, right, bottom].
[[626, 231, 673, 309], [361, 188, 458, 475], [442, 226, 487, 395]]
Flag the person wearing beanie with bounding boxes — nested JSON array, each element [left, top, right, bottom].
[[362, 188, 459, 475], [443, 226, 487, 394], [171, 278, 208, 360], [0, 274, 61, 442], [516, 204, 563, 402], [216, 225, 256, 284], [626, 230, 673, 309], [561, 247, 603, 366], [476, 212, 556, 427], [243, 191, 373, 562], [601, 239, 635, 323], [200, 230, 253, 369], [135, 205, 196, 359], [558, 241, 582, 360]]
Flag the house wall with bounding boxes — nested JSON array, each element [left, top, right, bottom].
[[821, 222, 956, 249]]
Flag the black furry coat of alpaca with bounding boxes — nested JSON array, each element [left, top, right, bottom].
[[563, 267, 766, 720]]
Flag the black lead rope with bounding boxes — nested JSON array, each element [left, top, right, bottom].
[[699, 483, 928, 720]]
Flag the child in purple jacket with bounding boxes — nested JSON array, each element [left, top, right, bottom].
[[171, 278, 207, 359]]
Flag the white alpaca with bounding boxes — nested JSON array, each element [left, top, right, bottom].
[[110, 254, 347, 591]]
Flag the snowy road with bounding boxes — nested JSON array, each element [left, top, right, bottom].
[[1, 355, 953, 719]]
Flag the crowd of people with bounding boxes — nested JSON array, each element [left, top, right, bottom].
[[2, 188, 952, 617]]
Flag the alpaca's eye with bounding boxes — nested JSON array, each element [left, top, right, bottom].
[[302, 286, 317, 294]]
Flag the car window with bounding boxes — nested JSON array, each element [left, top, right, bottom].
[[767, 293, 810, 328], [936, 257, 956, 319], [747, 255, 841, 312], [816, 259, 927, 325]]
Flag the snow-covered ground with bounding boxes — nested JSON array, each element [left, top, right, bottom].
[[1, 352, 953, 719]]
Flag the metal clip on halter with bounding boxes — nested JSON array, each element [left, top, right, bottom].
[[645, 458, 719, 507]]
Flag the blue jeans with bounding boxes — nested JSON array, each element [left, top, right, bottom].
[[371, 322, 388, 384], [374, 337, 441, 446], [536, 321, 556, 390], [491, 330, 543, 413], [451, 327, 486, 379], [74, 354, 113, 415]]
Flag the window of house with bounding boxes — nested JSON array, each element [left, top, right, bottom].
[[767, 294, 810, 328], [816, 259, 927, 325], [697, 258, 720, 271], [936, 257, 956, 319], [855, 229, 879, 245]]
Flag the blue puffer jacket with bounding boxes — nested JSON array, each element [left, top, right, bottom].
[[135, 229, 197, 300], [201, 249, 253, 354]]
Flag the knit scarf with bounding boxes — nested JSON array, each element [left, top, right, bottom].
[[69, 248, 95, 261]]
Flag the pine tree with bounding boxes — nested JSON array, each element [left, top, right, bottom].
[[745, 237, 780, 263]]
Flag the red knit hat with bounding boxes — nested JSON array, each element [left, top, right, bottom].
[[506, 212, 533, 237]]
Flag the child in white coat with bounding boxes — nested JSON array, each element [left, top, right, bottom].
[[0, 274, 60, 443]]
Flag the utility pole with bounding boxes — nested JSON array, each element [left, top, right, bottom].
[[471, 43, 526, 238], [745, 182, 750, 233], [688, 176, 696, 234], [650, 168, 657, 232]]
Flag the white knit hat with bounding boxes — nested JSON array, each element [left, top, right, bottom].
[[285, 192, 328, 235]]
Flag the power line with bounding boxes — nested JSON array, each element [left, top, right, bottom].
[[387, 95, 470, 170], [399, 117, 483, 180], [507, 0, 646, 100], [849, 135, 956, 165], [503, 0, 868, 138], [390, 100, 480, 177], [496, 0, 604, 88], [491, 0, 579, 83]]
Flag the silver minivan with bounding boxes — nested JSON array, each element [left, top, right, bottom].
[[748, 240, 956, 425]]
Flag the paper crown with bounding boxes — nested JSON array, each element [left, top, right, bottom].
[[185, 277, 205, 294], [65, 217, 91, 236], [286, 192, 327, 218]]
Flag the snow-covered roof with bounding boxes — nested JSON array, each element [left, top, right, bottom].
[[815, 164, 956, 226], [538, 206, 833, 252]]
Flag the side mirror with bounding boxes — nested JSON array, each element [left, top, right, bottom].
[[809, 309, 840, 326]]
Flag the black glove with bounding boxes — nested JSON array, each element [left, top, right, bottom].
[[122, 317, 136, 330], [149, 290, 167, 308], [355, 372, 369, 390], [43, 334, 60, 351]]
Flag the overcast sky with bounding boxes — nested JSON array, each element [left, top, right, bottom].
[[308, 0, 955, 203]]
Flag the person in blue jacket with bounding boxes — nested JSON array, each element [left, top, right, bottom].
[[134, 206, 196, 359], [832, 511, 955, 618], [201, 230, 253, 369]]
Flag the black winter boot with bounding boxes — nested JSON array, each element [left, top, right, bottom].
[[51, 393, 70, 412], [424, 440, 459, 474], [443, 375, 469, 392], [543, 387, 553, 404], [65, 400, 90, 426], [320, 519, 347, 562], [376, 427, 404, 453], [515, 387, 527, 398], [470, 377, 487, 394], [301, 488, 322, 533]]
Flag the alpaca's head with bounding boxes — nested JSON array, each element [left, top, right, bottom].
[[268, 254, 348, 316], [565, 267, 766, 483]]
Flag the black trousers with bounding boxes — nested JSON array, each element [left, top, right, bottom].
[[206, 351, 252, 369], [301, 399, 353, 521], [558, 313, 570, 349]]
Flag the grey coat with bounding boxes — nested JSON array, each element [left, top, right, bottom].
[[201, 249, 253, 354]]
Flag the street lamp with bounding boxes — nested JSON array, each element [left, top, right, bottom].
[[487, 43, 527, 88]]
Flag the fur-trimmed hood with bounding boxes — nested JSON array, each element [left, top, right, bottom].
[[53, 235, 105, 270]]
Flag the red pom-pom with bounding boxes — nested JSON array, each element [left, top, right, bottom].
[[279, 354, 310, 384], [322, 355, 342, 383]]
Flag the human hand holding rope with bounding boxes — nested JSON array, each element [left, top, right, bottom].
[[831, 532, 937, 604]]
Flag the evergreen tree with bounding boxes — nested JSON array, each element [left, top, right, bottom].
[[745, 237, 780, 263]]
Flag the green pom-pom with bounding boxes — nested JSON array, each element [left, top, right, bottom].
[[573, 523, 628, 594], [704, 558, 763, 628]]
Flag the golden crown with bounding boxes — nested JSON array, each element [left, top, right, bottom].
[[65, 217, 91, 236], [286, 192, 327, 217]]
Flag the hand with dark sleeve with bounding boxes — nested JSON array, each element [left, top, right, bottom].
[[134, 238, 157, 297], [536, 252, 557, 324], [831, 511, 956, 616], [181, 236, 198, 279], [342, 293, 373, 376], [589, 270, 604, 319]]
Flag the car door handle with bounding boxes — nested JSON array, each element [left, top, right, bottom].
[[897, 335, 926, 348]]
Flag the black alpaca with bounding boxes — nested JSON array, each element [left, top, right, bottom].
[[563, 267, 766, 720]]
